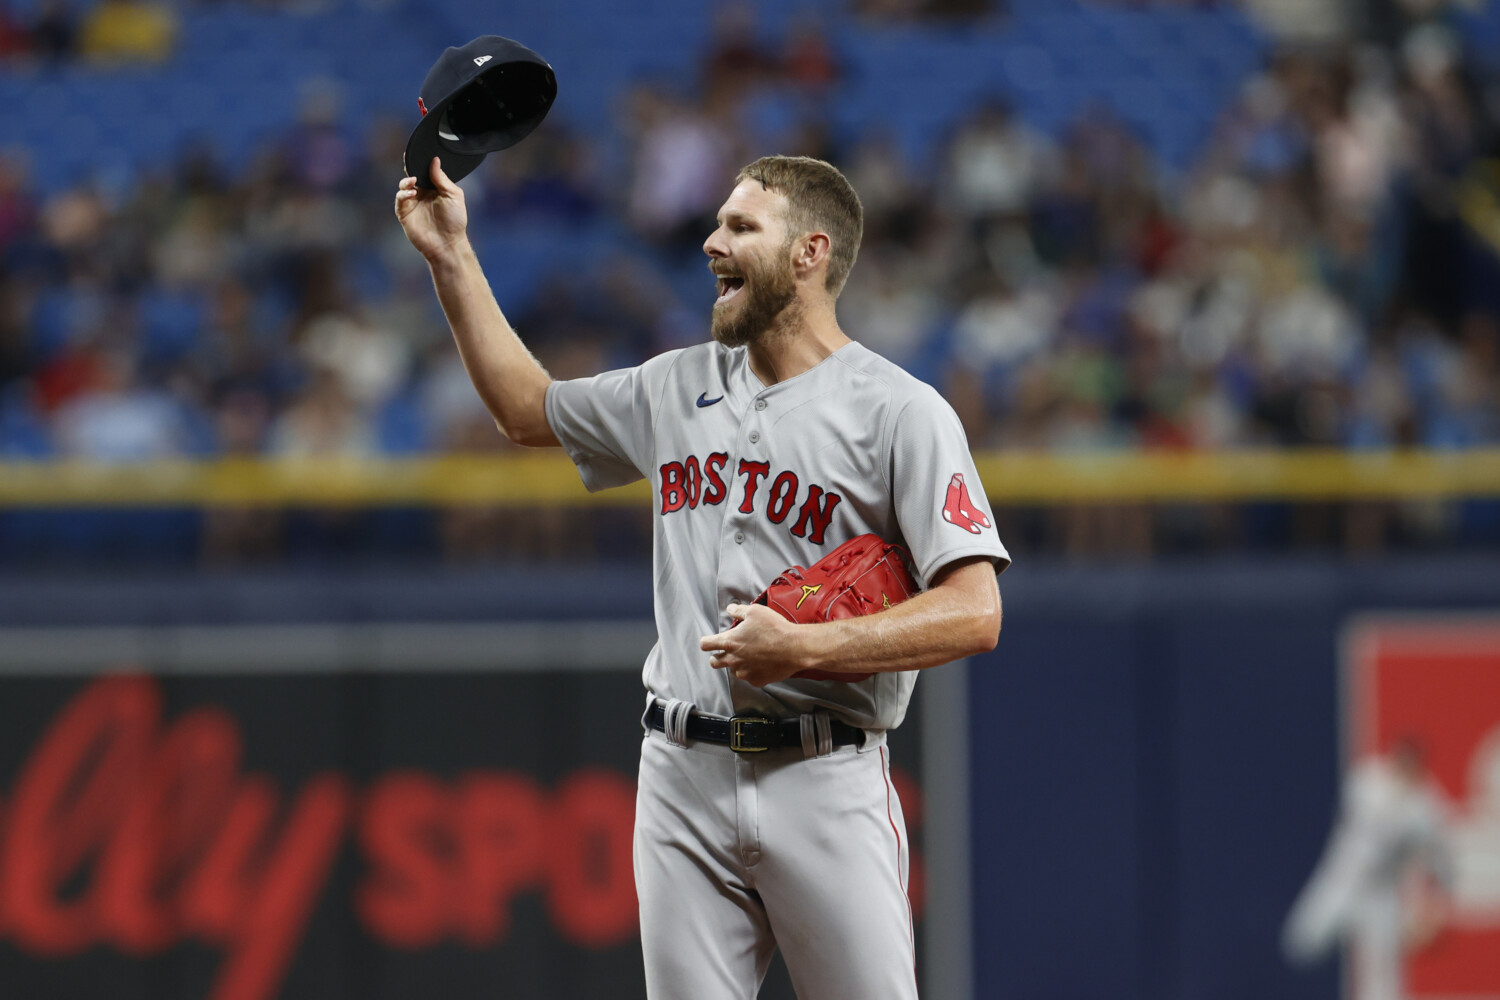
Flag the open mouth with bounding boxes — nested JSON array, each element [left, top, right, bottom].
[[715, 274, 745, 306]]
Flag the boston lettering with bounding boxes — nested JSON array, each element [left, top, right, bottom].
[[658, 452, 843, 545]]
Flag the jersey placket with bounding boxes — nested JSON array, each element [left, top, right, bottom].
[[716, 380, 774, 709]]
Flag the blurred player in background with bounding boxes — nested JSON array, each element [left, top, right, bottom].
[[1283, 740, 1454, 1000]]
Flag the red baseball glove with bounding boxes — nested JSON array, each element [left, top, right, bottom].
[[752, 533, 920, 681]]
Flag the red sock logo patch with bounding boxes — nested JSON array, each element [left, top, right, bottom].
[[941, 473, 991, 534]]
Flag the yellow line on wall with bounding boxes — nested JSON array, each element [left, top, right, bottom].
[[972, 450, 1500, 502], [0, 455, 647, 507], [0, 450, 1497, 508]]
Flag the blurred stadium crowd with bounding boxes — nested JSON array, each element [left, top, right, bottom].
[[4, 0, 1500, 462], [1, 0, 1499, 561]]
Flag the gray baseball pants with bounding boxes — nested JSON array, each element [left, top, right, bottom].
[[634, 727, 920, 999]]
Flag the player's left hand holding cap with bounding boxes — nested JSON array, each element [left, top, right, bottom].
[[405, 36, 557, 188]]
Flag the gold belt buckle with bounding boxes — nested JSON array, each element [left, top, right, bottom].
[[729, 716, 771, 753]]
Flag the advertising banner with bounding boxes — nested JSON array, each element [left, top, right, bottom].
[[0, 625, 928, 1000], [1344, 618, 1500, 1000]]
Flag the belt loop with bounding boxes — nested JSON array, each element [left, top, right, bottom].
[[799, 713, 817, 758], [799, 710, 836, 759], [661, 698, 692, 747]]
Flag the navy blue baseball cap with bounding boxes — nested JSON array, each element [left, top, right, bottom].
[[404, 36, 556, 188]]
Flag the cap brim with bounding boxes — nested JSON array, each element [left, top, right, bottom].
[[404, 110, 488, 190]]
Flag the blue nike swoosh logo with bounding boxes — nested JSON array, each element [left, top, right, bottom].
[[696, 393, 724, 408]]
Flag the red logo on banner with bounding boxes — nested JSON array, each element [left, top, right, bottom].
[[0, 675, 925, 1000], [1345, 618, 1500, 999], [0, 676, 641, 1000], [0, 676, 353, 1000]]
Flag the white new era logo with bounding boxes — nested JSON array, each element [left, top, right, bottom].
[[474, 55, 492, 67]]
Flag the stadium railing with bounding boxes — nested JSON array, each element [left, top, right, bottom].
[[1, 449, 1497, 507]]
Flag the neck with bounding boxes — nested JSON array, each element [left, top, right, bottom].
[[745, 296, 850, 386]]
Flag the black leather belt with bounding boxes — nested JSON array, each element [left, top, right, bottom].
[[646, 700, 864, 753]]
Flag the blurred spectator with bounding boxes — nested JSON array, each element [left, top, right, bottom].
[[53, 350, 188, 459], [0, 4, 28, 59], [297, 308, 410, 411], [269, 370, 373, 457], [153, 198, 233, 290], [944, 99, 1057, 221], [703, 2, 778, 105], [282, 81, 357, 193], [28, 0, 77, 62], [951, 276, 1059, 397], [782, 16, 840, 93], [1030, 147, 1103, 267], [477, 124, 601, 224], [1242, 0, 1351, 42], [0, 151, 35, 249], [927, 0, 995, 16], [78, 0, 176, 65], [624, 85, 737, 248], [846, 132, 919, 225], [852, 0, 997, 20], [40, 181, 111, 262], [419, 350, 495, 452], [839, 245, 942, 368], [0, 0, 1496, 564], [850, 0, 922, 20]]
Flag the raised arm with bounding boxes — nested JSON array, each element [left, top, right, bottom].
[[699, 556, 1002, 686], [395, 157, 558, 447]]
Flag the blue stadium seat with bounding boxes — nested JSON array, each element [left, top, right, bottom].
[[376, 390, 430, 455], [28, 288, 75, 361], [137, 289, 207, 365], [0, 385, 54, 457], [0, 0, 1268, 219]]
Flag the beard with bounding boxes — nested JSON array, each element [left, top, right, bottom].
[[710, 253, 798, 348]]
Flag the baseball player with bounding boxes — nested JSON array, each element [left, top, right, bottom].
[[396, 152, 1009, 999], [1283, 742, 1453, 1000]]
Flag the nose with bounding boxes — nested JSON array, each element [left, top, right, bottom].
[[703, 225, 728, 260]]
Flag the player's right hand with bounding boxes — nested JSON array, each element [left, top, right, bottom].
[[395, 157, 468, 261]]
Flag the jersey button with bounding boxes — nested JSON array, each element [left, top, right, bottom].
[[748, 431, 760, 444], [755, 399, 767, 411], [734, 531, 745, 544]]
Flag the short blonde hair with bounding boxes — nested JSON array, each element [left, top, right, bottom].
[[736, 155, 864, 296]]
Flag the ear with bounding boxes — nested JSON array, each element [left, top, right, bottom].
[[792, 232, 832, 280]]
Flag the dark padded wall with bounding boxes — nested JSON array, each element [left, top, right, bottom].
[[968, 557, 1500, 1000]]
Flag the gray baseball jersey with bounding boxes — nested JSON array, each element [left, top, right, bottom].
[[545, 339, 1010, 731]]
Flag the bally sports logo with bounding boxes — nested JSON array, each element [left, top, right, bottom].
[[0, 676, 638, 1000], [0, 673, 930, 1000]]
